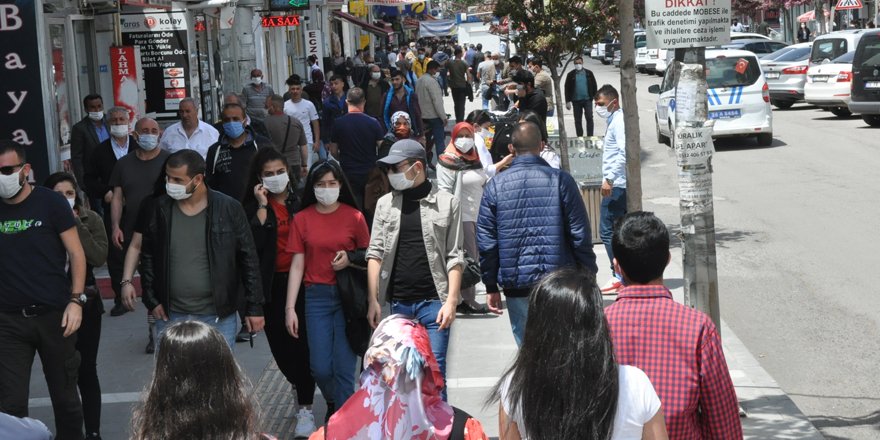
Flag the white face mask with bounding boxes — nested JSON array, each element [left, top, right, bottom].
[[67, 197, 76, 210], [454, 137, 475, 153], [314, 187, 340, 206], [166, 178, 197, 201], [110, 124, 129, 138], [88, 111, 104, 121], [138, 134, 159, 151], [575, 63, 584, 71], [371, 72, 382, 80], [262, 173, 290, 194], [0, 171, 23, 199], [252, 77, 263, 85], [595, 99, 616, 119], [388, 163, 417, 191]]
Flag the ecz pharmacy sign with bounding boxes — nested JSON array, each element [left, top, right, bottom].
[[645, 0, 731, 49]]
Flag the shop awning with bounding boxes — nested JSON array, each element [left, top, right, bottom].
[[419, 19, 457, 37], [331, 11, 393, 36]]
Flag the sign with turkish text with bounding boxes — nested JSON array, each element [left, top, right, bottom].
[[306, 29, 324, 72], [645, 0, 731, 49], [120, 10, 190, 120], [0, 0, 51, 181], [547, 137, 604, 186], [261, 15, 301, 27], [674, 125, 714, 167], [110, 46, 140, 126]]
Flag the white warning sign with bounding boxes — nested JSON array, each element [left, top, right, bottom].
[[645, 0, 732, 49]]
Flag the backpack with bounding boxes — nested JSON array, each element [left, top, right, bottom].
[[488, 109, 520, 163]]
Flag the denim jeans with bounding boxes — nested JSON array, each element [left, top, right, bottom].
[[506, 296, 530, 347], [391, 299, 450, 401], [425, 118, 447, 162], [600, 187, 628, 272], [480, 84, 492, 110], [154, 311, 239, 349], [305, 284, 357, 408]]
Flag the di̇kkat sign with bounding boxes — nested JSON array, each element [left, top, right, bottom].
[[645, 0, 731, 49], [0, 0, 53, 181]]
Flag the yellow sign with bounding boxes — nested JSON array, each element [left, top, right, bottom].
[[349, 0, 367, 17], [360, 34, 370, 50]]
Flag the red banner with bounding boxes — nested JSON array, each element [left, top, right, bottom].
[[110, 46, 140, 125]]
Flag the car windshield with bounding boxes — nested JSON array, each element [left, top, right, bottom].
[[855, 36, 880, 69], [775, 47, 812, 62], [706, 56, 761, 88], [832, 51, 855, 63], [811, 38, 847, 64]]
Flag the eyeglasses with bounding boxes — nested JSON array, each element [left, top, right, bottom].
[[0, 163, 23, 175]]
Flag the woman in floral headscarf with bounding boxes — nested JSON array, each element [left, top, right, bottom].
[[310, 315, 487, 440], [436, 122, 490, 315], [364, 111, 415, 223]]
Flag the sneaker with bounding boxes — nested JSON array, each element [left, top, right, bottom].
[[144, 338, 155, 354], [600, 277, 623, 295], [110, 303, 128, 317], [235, 327, 251, 343], [293, 408, 316, 438]]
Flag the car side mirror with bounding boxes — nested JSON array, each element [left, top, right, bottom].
[[648, 84, 661, 94]]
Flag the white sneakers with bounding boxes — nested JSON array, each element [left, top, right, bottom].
[[293, 407, 316, 438], [600, 276, 623, 295]]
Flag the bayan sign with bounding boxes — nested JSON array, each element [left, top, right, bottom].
[[120, 10, 189, 120], [0, 0, 52, 181], [645, 0, 731, 49]]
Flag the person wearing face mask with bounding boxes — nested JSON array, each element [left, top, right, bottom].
[[499, 55, 523, 109], [594, 84, 627, 295], [797, 22, 811, 43], [139, 149, 266, 348], [436, 123, 490, 315], [206, 103, 268, 203], [242, 148, 318, 437], [264, 94, 309, 186], [285, 160, 370, 425], [70, 94, 109, 205], [84, 106, 137, 317], [448, 46, 474, 122], [241, 68, 275, 121], [0, 141, 88, 440], [361, 64, 390, 121], [364, 112, 414, 221], [466, 110, 514, 177], [565, 56, 599, 138], [411, 47, 432, 80], [528, 57, 555, 117], [213, 93, 272, 143], [43, 172, 108, 440], [415, 60, 448, 164], [383, 68, 424, 140], [511, 70, 548, 129], [367, 140, 465, 401]]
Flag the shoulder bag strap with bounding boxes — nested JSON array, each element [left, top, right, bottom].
[[281, 116, 291, 153]]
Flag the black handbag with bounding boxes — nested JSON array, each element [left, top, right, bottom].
[[336, 249, 372, 356], [460, 250, 482, 290]]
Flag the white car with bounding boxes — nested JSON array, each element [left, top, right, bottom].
[[804, 51, 855, 117], [649, 49, 773, 146], [731, 32, 772, 41], [654, 49, 671, 75]]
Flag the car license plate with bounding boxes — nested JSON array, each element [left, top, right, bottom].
[[765, 72, 780, 79], [811, 75, 830, 83], [866, 81, 880, 89], [709, 109, 742, 120]]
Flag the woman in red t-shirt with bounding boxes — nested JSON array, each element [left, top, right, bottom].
[[242, 148, 318, 437], [285, 160, 370, 423]]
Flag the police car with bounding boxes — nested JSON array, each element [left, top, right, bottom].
[[649, 49, 774, 147]]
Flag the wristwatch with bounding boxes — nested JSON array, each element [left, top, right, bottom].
[[605, 178, 614, 186], [70, 293, 87, 306]]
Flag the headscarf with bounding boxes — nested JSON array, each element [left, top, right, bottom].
[[323, 315, 454, 440], [438, 122, 482, 171]]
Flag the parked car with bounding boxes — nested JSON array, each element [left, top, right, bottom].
[[591, 33, 615, 60], [731, 32, 772, 41], [810, 29, 867, 65], [614, 49, 622, 67], [761, 45, 812, 109], [722, 39, 789, 57], [805, 51, 855, 117], [847, 29, 880, 127], [649, 49, 773, 146], [762, 42, 811, 61], [654, 49, 672, 75]]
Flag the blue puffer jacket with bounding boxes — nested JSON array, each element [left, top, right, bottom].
[[477, 155, 597, 292]]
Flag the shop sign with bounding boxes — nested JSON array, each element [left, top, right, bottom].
[[261, 15, 301, 27], [120, 10, 189, 120], [110, 46, 141, 126], [269, 0, 310, 10], [0, 0, 52, 180], [306, 29, 324, 72]]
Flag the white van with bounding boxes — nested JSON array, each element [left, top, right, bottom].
[[810, 29, 868, 65], [649, 49, 773, 146]]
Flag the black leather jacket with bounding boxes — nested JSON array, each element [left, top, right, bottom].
[[140, 190, 264, 317]]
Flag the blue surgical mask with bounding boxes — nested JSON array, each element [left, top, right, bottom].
[[223, 121, 245, 138], [138, 134, 159, 150]]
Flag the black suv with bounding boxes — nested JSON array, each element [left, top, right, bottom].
[[848, 29, 880, 127]]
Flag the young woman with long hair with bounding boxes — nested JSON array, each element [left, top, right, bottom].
[[242, 148, 317, 437], [490, 268, 668, 440], [131, 320, 272, 440], [436, 122, 489, 314], [285, 160, 370, 423], [43, 172, 108, 440]]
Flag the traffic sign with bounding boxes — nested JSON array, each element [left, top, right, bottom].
[[645, 0, 732, 49], [835, 0, 862, 10]]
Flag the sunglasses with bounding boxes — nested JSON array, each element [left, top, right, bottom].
[[0, 163, 23, 175]]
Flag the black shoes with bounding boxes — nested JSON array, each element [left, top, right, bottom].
[[110, 303, 128, 316], [457, 302, 489, 315], [235, 327, 252, 343]]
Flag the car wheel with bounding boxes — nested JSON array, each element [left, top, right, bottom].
[[862, 114, 880, 127], [656, 118, 670, 146], [638, 67, 645, 73], [601, 60, 610, 65], [830, 107, 852, 117], [772, 100, 794, 110], [756, 133, 773, 146]]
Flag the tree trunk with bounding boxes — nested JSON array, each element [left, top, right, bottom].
[[548, 62, 571, 171], [618, 0, 643, 212]]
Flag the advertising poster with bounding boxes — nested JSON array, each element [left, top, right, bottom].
[[120, 10, 189, 120], [110, 46, 140, 125]]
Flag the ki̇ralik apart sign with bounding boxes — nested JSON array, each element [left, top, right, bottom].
[[645, 0, 731, 49]]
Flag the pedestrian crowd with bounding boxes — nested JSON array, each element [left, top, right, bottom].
[[0, 38, 743, 440]]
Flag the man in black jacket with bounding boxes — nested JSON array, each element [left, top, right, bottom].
[[213, 93, 272, 142], [84, 106, 136, 316], [69, 94, 108, 205], [512, 70, 548, 126], [139, 149, 265, 348], [564, 56, 599, 137]]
